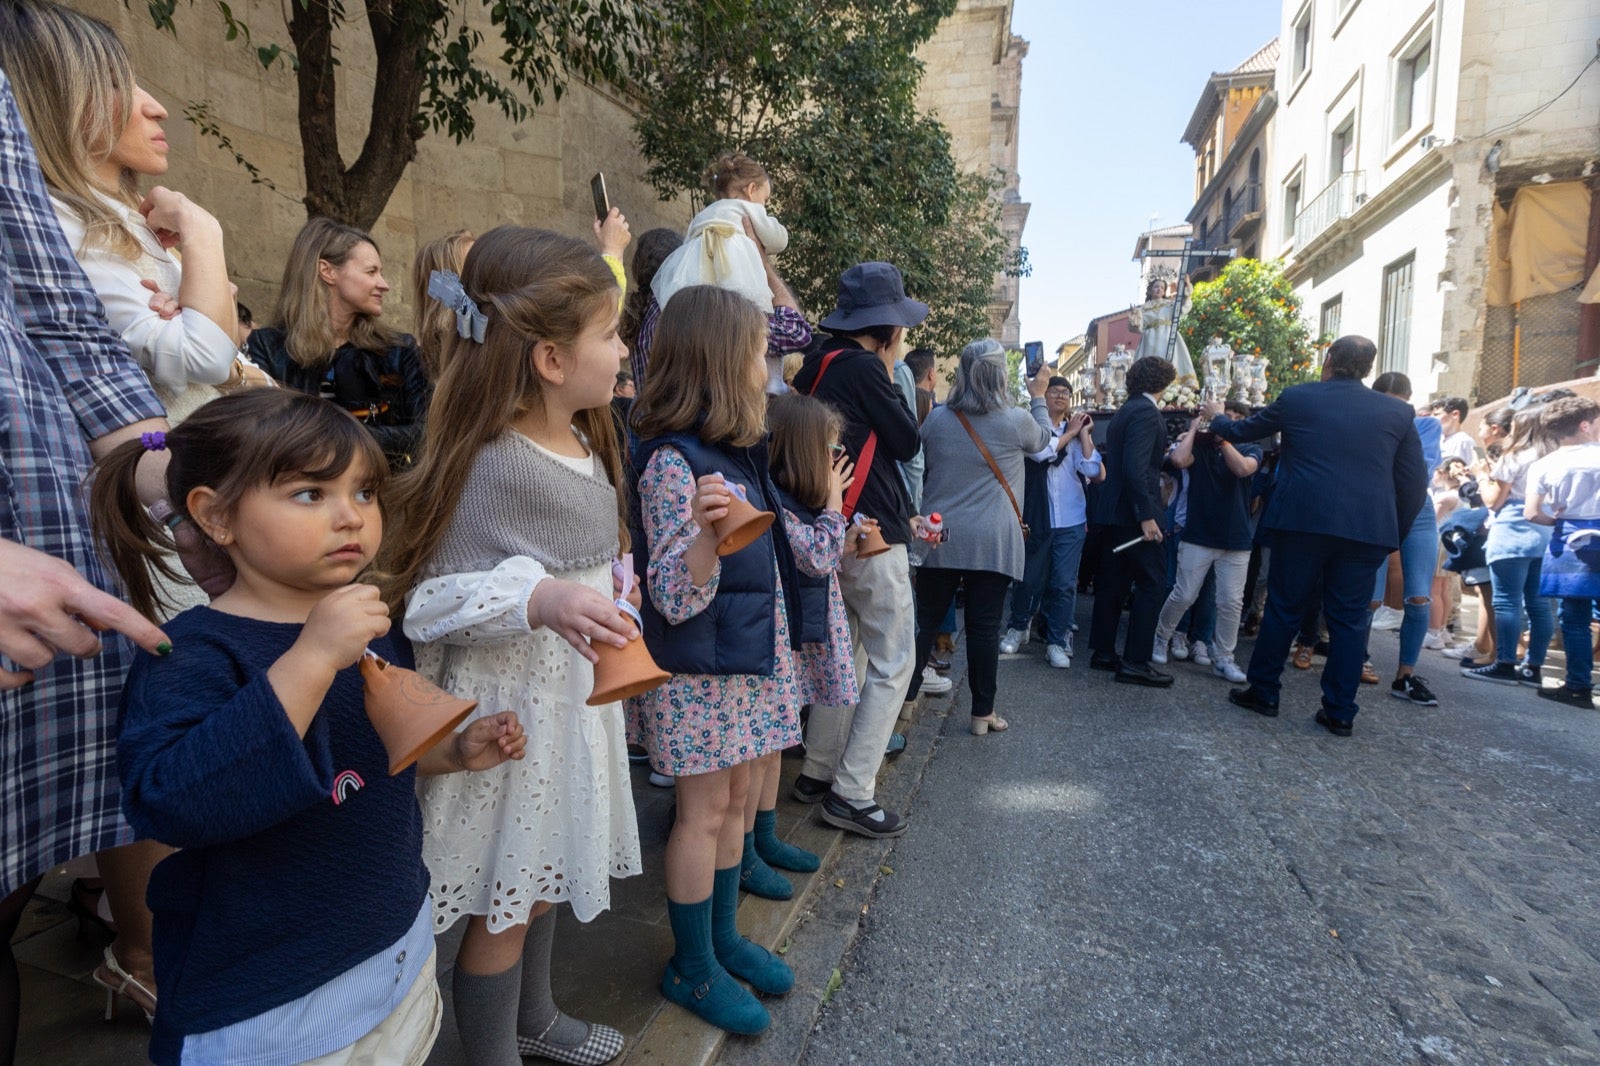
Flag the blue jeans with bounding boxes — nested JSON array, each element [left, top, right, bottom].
[[1008, 524, 1087, 646], [1489, 556, 1555, 667], [1557, 596, 1596, 689], [1370, 505, 1438, 669]]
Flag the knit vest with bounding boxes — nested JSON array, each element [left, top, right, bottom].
[[425, 431, 619, 579], [775, 487, 829, 646], [630, 432, 802, 675]]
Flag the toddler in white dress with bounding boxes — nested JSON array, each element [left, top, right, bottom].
[[650, 152, 786, 313]]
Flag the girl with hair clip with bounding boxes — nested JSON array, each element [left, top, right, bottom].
[[379, 227, 642, 1066], [248, 217, 430, 465], [411, 228, 475, 383], [739, 393, 858, 898], [91, 389, 526, 1066], [627, 285, 824, 1035]]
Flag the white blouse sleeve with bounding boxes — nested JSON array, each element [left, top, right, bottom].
[[403, 556, 550, 646], [744, 203, 789, 255], [52, 205, 236, 389]]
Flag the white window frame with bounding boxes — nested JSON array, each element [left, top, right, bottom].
[[1387, 12, 1437, 154], [1289, 2, 1315, 93], [1329, 112, 1357, 183], [1281, 160, 1306, 251], [1332, 0, 1362, 36]]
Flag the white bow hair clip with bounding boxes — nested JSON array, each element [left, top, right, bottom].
[[427, 269, 488, 343]]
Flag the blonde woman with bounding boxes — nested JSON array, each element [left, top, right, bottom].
[[0, 0, 253, 429], [248, 217, 430, 464]]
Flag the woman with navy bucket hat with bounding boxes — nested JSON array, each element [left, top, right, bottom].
[[790, 262, 926, 838]]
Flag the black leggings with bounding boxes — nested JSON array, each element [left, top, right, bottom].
[[907, 568, 1012, 718], [0, 878, 41, 1066]]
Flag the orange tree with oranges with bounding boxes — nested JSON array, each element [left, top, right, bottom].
[[1179, 258, 1321, 401]]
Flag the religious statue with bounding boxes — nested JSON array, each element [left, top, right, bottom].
[[1130, 279, 1198, 387], [1106, 344, 1134, 405], [1201, 337, 1234, 405], [1245, 355, 1268, 406]]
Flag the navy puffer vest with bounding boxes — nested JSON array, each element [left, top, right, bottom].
[[630, 433, 802, 676], [774, 487, 830, 646]]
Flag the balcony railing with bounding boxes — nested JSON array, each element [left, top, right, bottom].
[[1294, 172, 1365, 249], [1225, 181, 1263, 240]]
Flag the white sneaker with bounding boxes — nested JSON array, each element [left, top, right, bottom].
[[1441, 643, 1476, 660], [1151, 638, 1170, 666], [1170, 634, 1190, 661], [648, 771, 675, 788], [1191, 641, 1212, 667], [920, 667, 953, 695], [999, 627, 1026, 655], [1062, 633, 1074, 658], [1047, 644, 1071, 669], [1423, 628, 1449, 650], [1371, 605, 1403, 631], [1212, 658, 1247, 683]]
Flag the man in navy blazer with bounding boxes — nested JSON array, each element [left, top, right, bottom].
[[1204, 335, 1427, 735], [1088, 355, 1178, 686]]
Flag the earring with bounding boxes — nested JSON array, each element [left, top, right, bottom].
[[214, 530, 231, 545]]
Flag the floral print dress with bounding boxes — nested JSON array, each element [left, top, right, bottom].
[[626, 447, 843, 777]]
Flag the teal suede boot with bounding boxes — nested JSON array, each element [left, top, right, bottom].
[[711, 866, 794, 995], [739, 831, 794, 900], [753, 807, 820, 872]]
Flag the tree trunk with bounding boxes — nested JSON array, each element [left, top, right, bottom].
[[1578, 178, 1600, 374], [288, 0, 428, 231]]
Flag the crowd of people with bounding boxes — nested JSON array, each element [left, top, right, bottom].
[[3, 3, 1599, 1065]]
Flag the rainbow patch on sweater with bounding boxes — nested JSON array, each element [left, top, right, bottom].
[[332, 770, 366, 805]]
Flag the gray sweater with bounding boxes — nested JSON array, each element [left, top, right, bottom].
[[918, 398, 1052, 580]]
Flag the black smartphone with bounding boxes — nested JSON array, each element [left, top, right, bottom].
[[590, 172, 610, 221], [1024, 340, 1044, 377]]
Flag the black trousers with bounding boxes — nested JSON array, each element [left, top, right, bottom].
[[906, 568, 1010, 718], [1087, 524, 1167, 665]]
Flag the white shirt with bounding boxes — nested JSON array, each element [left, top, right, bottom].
[[1527, 442, 1600, 521], [1028, 422, 1102, 528], [1441, 430, 1476, 465]]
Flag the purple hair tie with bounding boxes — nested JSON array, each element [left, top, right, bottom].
[[140, 431, 167, 451]]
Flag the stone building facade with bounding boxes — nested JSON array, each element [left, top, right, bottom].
[[918, 0, 1031, 348], [1182, 40, 1278, 283]]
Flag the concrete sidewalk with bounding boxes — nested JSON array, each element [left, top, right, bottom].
[[12, 686, 954, 1066]]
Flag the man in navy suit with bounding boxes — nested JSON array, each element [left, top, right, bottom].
[[1204, 335, 1426, 736], [1088, 355, 1177, 686]]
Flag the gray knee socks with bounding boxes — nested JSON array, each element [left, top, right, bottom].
[[452, 962, 522, 1066], [518, 907, 589, 1048]]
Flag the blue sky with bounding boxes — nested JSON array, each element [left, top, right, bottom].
[[1011, 0, 1282, 349]]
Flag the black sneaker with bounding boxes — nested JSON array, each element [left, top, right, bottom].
[[791, 773, 831, 805], [1536, 684, 1596, 708], [819, 793, 908, 838], [1462, 661, 1521, 685], [1390, 675, 1439, 706], [1516, 662, 1543, 687]]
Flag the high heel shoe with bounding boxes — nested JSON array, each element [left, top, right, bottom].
[[65, 878, 115, 940], [969, 714, 1009, 736], [92, 944, 155, 1022]]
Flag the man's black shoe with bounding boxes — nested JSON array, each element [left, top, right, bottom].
[[1536, 684, 1595, 708], [1314, 709, 1353, 737], [1114, 662, 1174, 687], [1228, 687, 1279, 717], [1089, 654, 1121, 672], [791, 773, 831, 804]]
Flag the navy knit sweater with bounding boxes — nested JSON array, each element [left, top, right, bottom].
[[118, 607, 429, 1065]]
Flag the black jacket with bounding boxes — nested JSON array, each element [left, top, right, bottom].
[[1091, 395, 1167, 527], [247, 327, 430, 464], [790, 336, 921, 544]]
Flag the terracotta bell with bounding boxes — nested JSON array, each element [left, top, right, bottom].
[[589, 610, 672, 705], [852, 517, 891, 559], [360, 652, 476, 775], [714, 482, 775, 556]]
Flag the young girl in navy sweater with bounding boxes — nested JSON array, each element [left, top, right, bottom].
[[626, 285, 827, 1035], [733, 393, 856, 901], [93, 389, 526, 1066]]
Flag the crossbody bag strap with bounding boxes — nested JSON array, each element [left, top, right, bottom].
[[954, 410, 1026, 533], [808, 349, 874, 520]]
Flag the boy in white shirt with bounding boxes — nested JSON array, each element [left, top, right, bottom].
[[1525, 396, 1600, 706]]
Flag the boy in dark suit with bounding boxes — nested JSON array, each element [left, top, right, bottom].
[[1088, 355, 1178, 686]]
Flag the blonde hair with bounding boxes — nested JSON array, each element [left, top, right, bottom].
[[768, 393, 841, 511], [275, 217, 402, 368], [379, 226, 627, 610], [630, 286, 768, 449], [411, 228, 475, 382], [705, 152, 770, 200], [0, 0, 142, 260]]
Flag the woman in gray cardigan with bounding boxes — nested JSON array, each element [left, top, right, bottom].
[[904, 338, 1053, 734]]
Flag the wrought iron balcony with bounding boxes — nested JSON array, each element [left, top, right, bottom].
[[1294, 172, 1365, 249], [1225, 181, 1263, 241]]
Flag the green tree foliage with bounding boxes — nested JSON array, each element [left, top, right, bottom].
[[632, 0, 1024, 358], [1179, 258, 1320, 400], [134, 0, 647, 229]]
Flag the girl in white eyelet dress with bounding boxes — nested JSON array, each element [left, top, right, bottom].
[[381, 227, 641, 1066]]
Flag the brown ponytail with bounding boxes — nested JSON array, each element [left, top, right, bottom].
[[90, 438, 183, 621]]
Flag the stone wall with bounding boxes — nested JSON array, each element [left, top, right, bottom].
[[65, 0, 690, 328]]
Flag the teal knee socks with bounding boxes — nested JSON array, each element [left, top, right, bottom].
[[711, 865, 794, 996], [663, 894, 768, 1035], [739, 831, 794, 900], [753, 808, 820, 872]]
